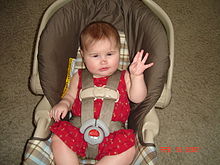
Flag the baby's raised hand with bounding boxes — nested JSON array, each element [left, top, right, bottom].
[[129, 50, 154, 76]]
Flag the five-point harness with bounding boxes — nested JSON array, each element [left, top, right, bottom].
[[70, 69, 125, 159]]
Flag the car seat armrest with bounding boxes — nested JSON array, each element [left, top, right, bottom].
[[141, 107, 159, 144], [33, 96, 53, 139]]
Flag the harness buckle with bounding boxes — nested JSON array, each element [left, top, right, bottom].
[[80, 119, 110, 145]]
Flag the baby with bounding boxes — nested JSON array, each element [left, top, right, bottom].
[[49, 21, 153, 165]]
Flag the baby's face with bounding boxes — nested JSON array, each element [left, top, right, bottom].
[[82, 38, 120, 78]]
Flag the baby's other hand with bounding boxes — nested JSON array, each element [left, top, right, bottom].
[[49, 103, 68, 122], [129, 50, 154, 76]]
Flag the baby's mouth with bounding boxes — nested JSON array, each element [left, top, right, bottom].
[[99, 67, 109, 71]]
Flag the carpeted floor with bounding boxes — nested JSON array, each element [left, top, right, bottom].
[[0, 0, 219, 164]]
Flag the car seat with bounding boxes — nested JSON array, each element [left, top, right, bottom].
[[22, 0, 174, 164]]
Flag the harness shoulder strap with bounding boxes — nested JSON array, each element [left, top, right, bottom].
[[81, 69, 121, 125], [80, 69, 94, 123], [99, 71, 121, 126]]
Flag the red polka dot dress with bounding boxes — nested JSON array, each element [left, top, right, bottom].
[[50, 70, 135, 160]]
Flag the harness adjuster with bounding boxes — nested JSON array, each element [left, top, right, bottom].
[[79, 86, 119, 102]]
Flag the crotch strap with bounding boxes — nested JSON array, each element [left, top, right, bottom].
[[80, 69, 121, 159]]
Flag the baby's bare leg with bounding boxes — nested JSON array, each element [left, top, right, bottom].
[[96, 146, 136, 165], [51, 134, 79, 165]]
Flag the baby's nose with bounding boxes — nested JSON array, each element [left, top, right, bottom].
[[100, 57, 107, 64]]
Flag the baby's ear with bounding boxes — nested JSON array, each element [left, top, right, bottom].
[[79, 49, 84, 57]]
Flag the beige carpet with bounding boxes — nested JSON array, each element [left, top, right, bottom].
[[0, 0, 219, 164]]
